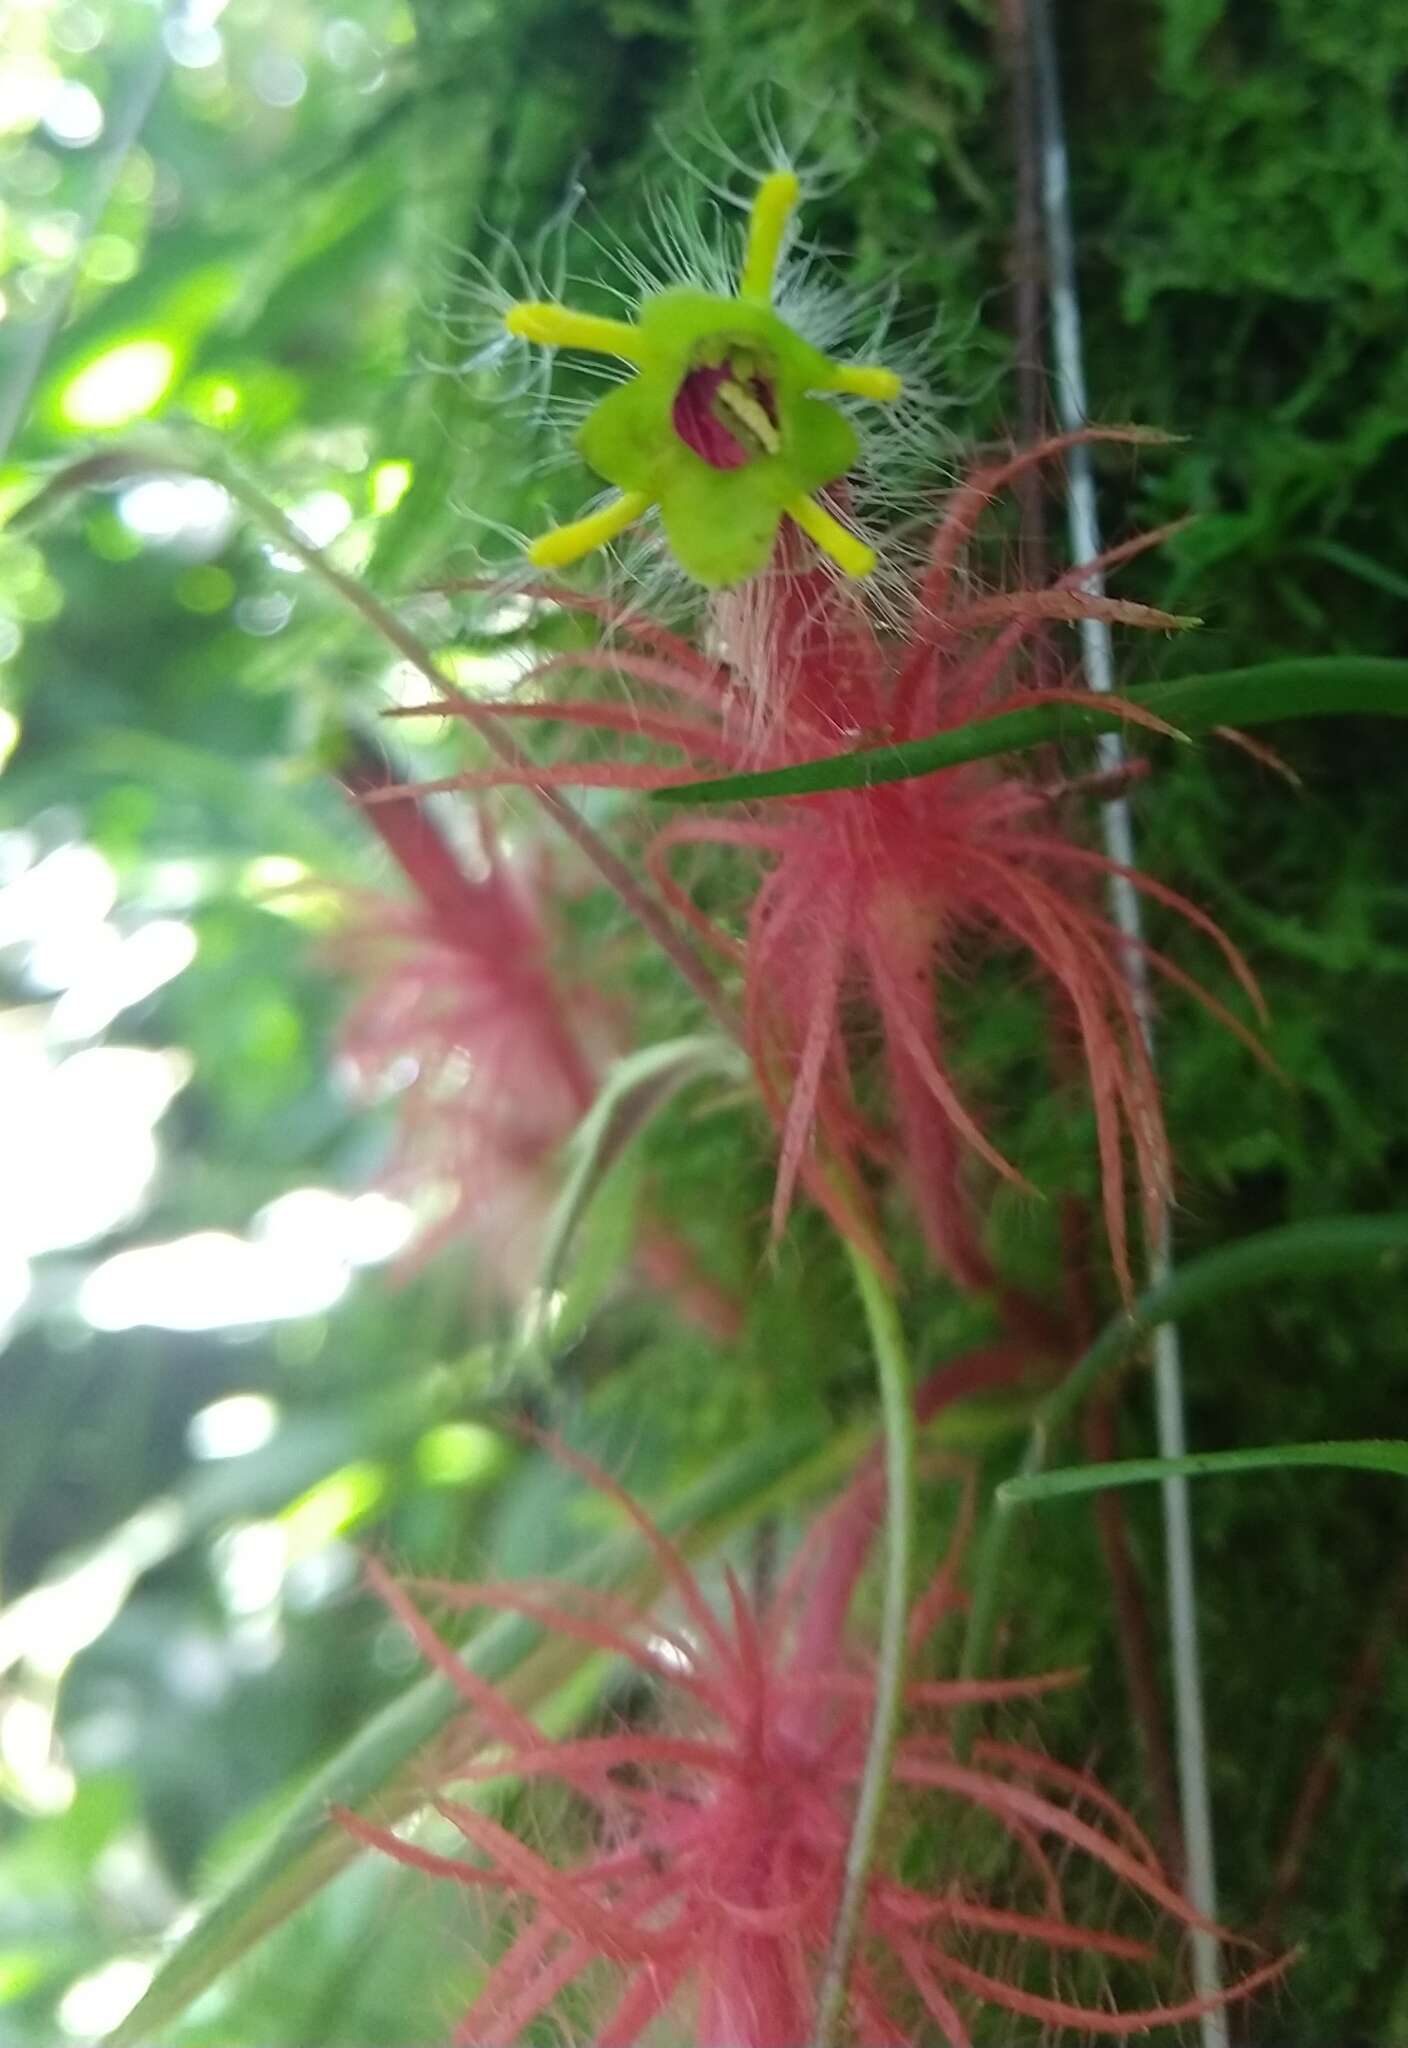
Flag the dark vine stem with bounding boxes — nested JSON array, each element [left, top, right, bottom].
[[16, 443, 736, 1036], [1257, 1547, 1408, 1944], [216, 461, 737, 1033]]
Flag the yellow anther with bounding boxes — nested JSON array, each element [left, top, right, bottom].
[[824, 362, 904, 403], [716, 378, 782, 455], [738, 170, 801, 305], [525, 490, 652, 570], [784, 492, 876, 578], [504, 303, 646, 363]]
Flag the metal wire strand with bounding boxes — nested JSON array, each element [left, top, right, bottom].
[[1027, 4, 1229, 2039]]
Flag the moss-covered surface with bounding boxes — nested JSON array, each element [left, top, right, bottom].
[[2, 0, 1405, 2038]]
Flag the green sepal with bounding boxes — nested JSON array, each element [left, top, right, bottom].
[[577, 381, 660, 493], [659, 464, 786, 585], [788, 397, 860, 494]]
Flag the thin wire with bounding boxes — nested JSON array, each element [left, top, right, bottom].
[[0, 11, 171, 464], [1027, 3, 1228, 2039]]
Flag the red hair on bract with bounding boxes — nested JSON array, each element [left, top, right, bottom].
[[379, 430, 1266, 1297], [334, 752, 600, 1289], [335, 750, 742, 1338], [337, 1432, 1283, 2046]]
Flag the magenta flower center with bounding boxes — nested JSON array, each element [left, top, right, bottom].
[[672, 358, 781, 470]]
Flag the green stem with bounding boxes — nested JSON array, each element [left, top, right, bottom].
[[812, 1243, 916, 2048]]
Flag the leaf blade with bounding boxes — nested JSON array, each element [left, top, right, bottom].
[[1001, 1439, 1408, 1511], [652, 658, 1408, 805]]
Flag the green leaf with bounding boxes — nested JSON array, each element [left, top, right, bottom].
[[0, 1383, 454, 1682], [0, 729, 352, 870], [1001, 1438, 1408, 1511], [956, 1213, 1408, 1734], [652, 657, 1408, 805], [522, 1032, 747, 1362], [1300, 539, 1408, 605], [1033, 1213, 1408, 1446]]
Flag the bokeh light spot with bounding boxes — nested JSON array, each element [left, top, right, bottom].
[[370, 459, 412, 514], [41, 78, 103, 148], [174, 564, 235, 612], [61, 339, 175, 429]]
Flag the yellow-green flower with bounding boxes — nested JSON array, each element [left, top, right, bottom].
[[505, 172, 901, 587]]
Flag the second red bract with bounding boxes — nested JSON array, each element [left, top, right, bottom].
[[340, 1439, 1280, 2045]]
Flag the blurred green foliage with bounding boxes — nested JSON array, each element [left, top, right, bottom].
[[1, 0, 1406, 2040]]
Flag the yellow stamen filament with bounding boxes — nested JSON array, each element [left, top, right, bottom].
[[716, 378, 782, 455], [526, 490, 652, 570], [504, 303, 645, 363], [823, 362, 904, 403], [739, 170, 801, 305], [785, 492, 876, 578]]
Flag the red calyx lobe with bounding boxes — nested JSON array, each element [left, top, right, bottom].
[[672, 363, 777, 470]]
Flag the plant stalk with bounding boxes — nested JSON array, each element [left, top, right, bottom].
[[812, 1243, 915, 2048]]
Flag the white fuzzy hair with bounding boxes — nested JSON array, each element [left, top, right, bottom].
[[422, 96, 973, 614]]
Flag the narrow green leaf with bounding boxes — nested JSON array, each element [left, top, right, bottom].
[[520, 1034, 746, 1363], [1001, 1439, 1408, 1511], [1039, 1214, 1408, 1443], [956, 1214, 1408, 1737], [0, 729, 353, 871], [1300, 539, 1408, 605], [652, 658, 1408, 805]]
